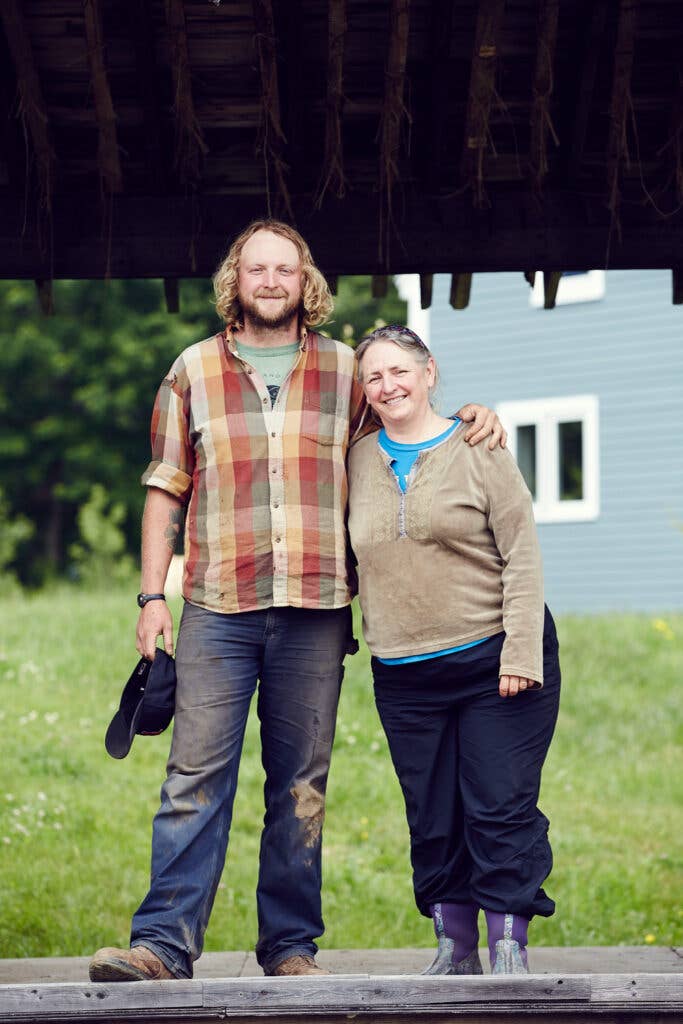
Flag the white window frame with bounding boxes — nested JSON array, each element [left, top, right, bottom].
[[496, 395, 600, 523], [529, 271, 606, 308]]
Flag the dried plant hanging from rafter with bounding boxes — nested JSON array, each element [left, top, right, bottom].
[[378, 0, 411, 265], [315, 0, 348, 208], [529, 0, 560, 195], [165, 0, 208, 188], [252, 0, 294, 220]]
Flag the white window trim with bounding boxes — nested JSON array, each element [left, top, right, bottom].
[[497, 395, 600, 523], [529, 271, 606, 308]]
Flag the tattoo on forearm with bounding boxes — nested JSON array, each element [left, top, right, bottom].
[[164, 507, 185, 552]]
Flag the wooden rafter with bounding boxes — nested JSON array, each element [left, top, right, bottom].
[[273, 0, 306, 193], [667, 71, 683, 206], [34, 278, 54, 316], [460, 0, 506, 207], [606, 0, 638, 238], [371, 275, 389, 298], [125, 0, 166, 191], [420, 274, 433, 310], [315, 0, 348, 207], [543, 270, 562, 309], [164, 278, 180, 313], [425, 0, 456, 191], [673, 268, 683, 306], [3, 191, 683, 278], [83, 0, 123, 194], [164, 0, 208, 187], [566, 1, 608, 183], [0, 0, 53, 212], [450, 273, 472, 310], [529, 0, 560, 193], [378, 0, 411, 262], [252, 0, 293, 219]]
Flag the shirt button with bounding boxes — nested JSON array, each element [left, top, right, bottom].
[[271, 431, 276, 438], [262, 397, 268, 404], [271, 467, 277, 474], [275, 537, 281, 543], [273, 502, 279, 509]]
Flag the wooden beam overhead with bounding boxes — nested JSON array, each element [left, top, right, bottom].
[[164, 0, 208, 187], [673, 268, 683, 305], [163, 278, 180, 313], [460, 0, 506, 206], [667, 71, 683, 207], [420, 274, 433, 310], [450, 273, 472, 310], [125, 0, 167, 191], [529, 0, 560, 193], [0, 0, 54, 211], [606, 0, 639, 236], [315, 0, 348, 207], [566, 1, 608, 183], [251, 0, 293, 219], [425, 0, 456, 190], [543, 270, 562, 309], [4, 192, 683, 279], [378, 0, 411, 261], [34, 279, 54, 316], [83, 0, 123, 194], [371, 275, 389, 298], [272, 0, 307, 193]]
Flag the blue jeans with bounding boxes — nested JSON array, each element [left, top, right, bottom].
[[130, 602, 352, 977]]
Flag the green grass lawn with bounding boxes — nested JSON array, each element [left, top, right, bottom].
[[0, 585, 681, 958]]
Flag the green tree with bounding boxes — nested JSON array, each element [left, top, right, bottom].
[[326, 277, 407, 346], [0, 278, 220, 583], [0, 275, 406, 584]]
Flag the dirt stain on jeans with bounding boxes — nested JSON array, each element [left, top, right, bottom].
[[291, 781, 325, 849]]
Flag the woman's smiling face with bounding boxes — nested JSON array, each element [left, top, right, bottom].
[[358, 340, 436, 429]]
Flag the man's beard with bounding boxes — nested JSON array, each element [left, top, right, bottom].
[[240, 292, 301, 330]]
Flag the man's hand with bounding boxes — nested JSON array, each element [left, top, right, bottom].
[[499, 674, 539, 698], [457, 404, 507, 450], [136, 601, 174, 660]]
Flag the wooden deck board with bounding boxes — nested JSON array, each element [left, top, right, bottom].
[[0, 950, 680, 1024], [0, 948, 680, 984], [0, 973, 681, 1023]]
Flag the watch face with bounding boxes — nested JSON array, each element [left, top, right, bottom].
[[137, 593, 146, 607]]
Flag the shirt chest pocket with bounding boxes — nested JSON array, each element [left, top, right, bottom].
[[301, 391, 343, 446]]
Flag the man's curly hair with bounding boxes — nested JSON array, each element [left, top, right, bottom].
[[213, 219, 334, 329]]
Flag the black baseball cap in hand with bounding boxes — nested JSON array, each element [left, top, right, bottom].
[[105, 650, 176, 759]]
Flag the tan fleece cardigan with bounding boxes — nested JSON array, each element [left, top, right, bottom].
[[347, 424, 545, 683]]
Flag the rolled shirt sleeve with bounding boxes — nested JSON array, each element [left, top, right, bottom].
[[141, 368, 194, 503]]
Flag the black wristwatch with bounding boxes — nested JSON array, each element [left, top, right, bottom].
[[137, 592, 166, 608]]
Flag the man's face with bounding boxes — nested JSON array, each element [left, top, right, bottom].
[[238, 230, 303, 330]]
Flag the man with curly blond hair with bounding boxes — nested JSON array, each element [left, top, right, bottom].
[[90, 220, 504, 982]]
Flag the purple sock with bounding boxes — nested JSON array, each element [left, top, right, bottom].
[[484, 911, 529, 968], [431, 901, 479, 962]]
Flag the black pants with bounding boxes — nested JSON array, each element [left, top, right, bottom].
[[372, 606, 561, 921]]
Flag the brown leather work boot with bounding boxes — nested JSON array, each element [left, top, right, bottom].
[[89, 945, 175, 982], [271, 954, 331, 976]]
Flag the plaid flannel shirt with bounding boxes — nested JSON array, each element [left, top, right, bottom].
[[141, 330, 369, 613]]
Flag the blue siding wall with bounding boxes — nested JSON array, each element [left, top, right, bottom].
[[428, 270, 683, 612]]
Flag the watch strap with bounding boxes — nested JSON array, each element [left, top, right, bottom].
[[137, 592, 166, 607]]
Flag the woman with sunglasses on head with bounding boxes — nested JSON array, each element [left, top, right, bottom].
[[347, 325, 561, 975]]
